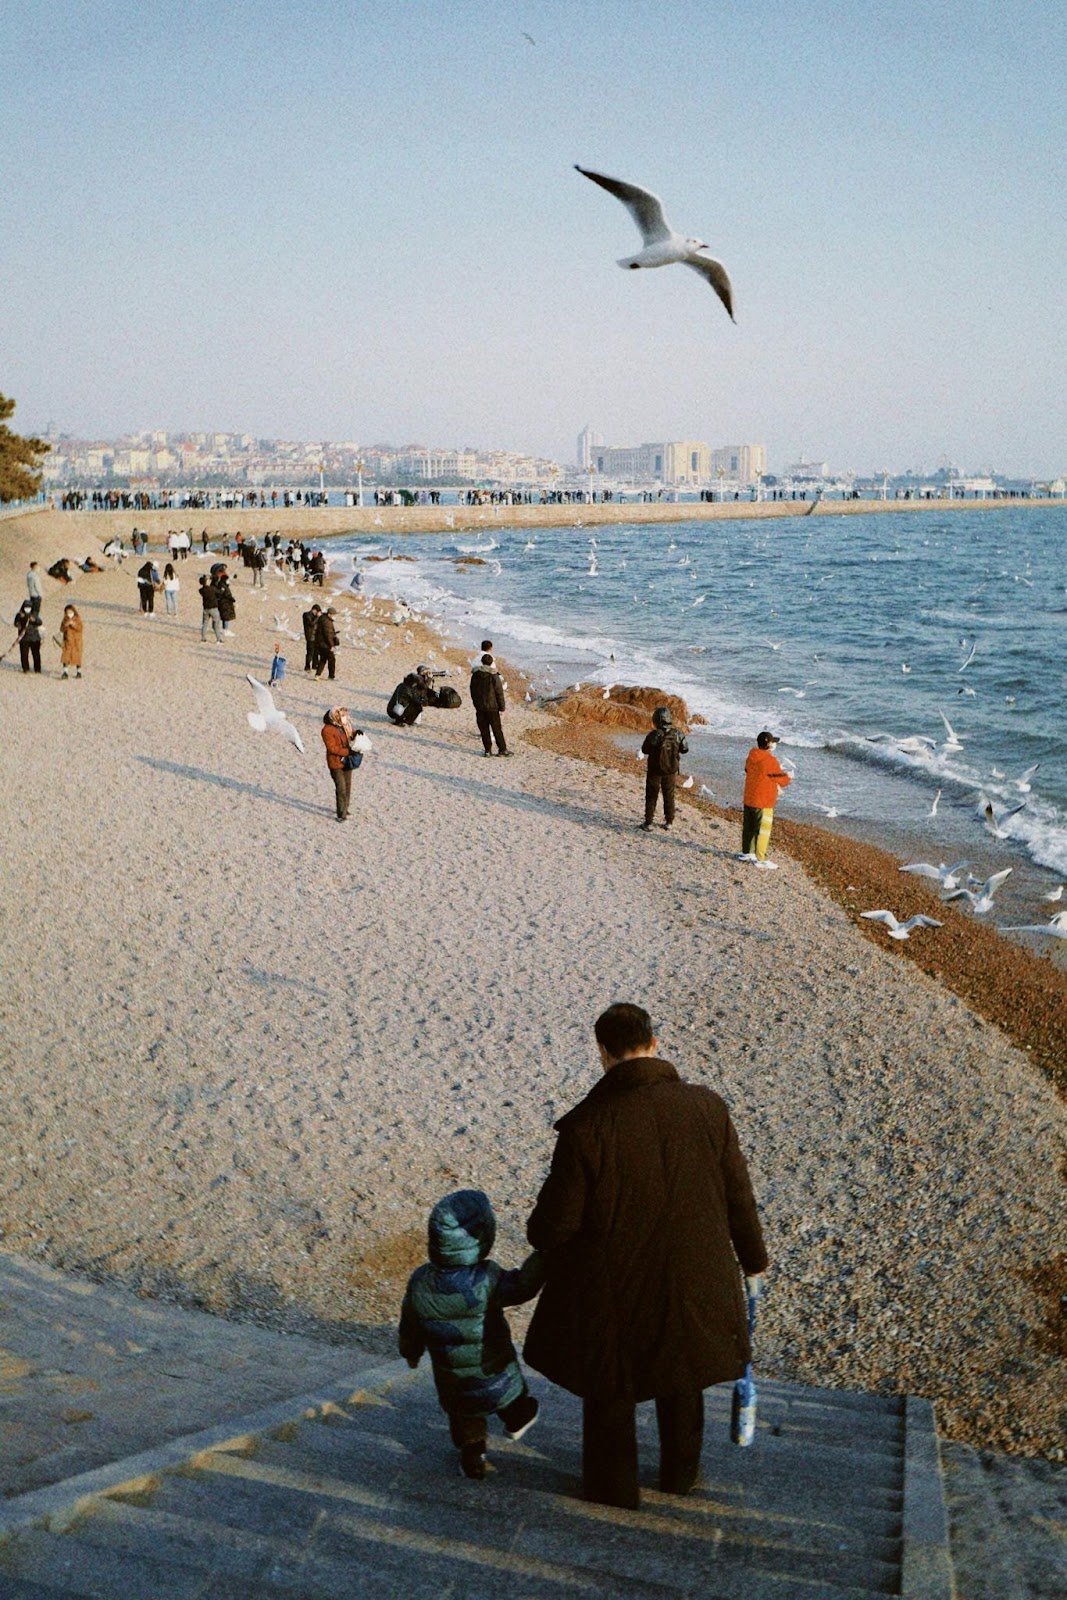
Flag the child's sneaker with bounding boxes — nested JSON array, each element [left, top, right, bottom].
[[503, 1393, 540, 1442], [460, 1444, 487, 1480]]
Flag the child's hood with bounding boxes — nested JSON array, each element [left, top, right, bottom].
[[427, 1189, 496, 1267]]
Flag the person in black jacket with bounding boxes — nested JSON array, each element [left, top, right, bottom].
[[302, 603, 322, 672], [314, 607, 339, 680], [640, 706, 687, 830], [469, 653, 510, 757]]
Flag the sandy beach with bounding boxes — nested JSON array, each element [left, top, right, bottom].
[[0, 511, 1063, 1461]]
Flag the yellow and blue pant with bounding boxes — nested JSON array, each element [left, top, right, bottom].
[[741, 805, 775, 860]]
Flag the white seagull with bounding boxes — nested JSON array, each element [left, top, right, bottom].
[[1013, 762, 1039, 793], [978, 794, 1026, 839], [899, 860, 971, 891], [943, 867, 1013, 915], [245, 675, 304, 753], [1042, 885, 1064, 903], [939, 710, 963, 753], [861, 910, 943, 941], [574, 166, 735, 320], [929, 788, 942, 816], [999, 911, 1067, 939]]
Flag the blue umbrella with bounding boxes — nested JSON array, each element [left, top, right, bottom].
[[730, 1279, 760, 1447]]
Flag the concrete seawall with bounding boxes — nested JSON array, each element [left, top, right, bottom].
[[6, 494, 1064, 549]]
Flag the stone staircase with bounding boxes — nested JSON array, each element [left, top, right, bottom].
[[0, 1363, 954, 1598]]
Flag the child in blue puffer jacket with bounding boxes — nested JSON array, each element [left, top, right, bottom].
[[399, 1188, 545, 1480]]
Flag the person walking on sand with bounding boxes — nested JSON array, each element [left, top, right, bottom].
[[399, 1189, 544, 1481], [320, 705, 360, 820], [640, 706, 687, 831], [314, 606, 339, 681], [59, 604, 83, 678], [162, 562, 180, 616], [740, 730, 791, 868], [199, 575, 223, 642], [136, 558, 159, 615], [524, 1002, 768, 1511], [469, 652, 510, 756], [26, 562, 44, 617], [215, 570, 236, 636], [269, 643, 286, 686], [14, 601, 42, 674], [302, 603, 322, 673]]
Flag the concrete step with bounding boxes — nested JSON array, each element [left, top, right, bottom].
[[0, 1361, 954, 1599], [165, 1439, 903, 1596]]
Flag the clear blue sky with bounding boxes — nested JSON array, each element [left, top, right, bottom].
[[3, 0, 1065, 473]]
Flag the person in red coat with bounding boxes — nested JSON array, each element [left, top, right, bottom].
[[740, 729, 791, 867], [524, 1002, 768, 1510]]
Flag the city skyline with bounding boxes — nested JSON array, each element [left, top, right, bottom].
[[3, 1, 1065, 476]]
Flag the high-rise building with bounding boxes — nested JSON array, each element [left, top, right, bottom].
[[577, 425, 603, 469]]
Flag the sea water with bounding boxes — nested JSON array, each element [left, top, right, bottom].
[[334, 507, 1067, 892]]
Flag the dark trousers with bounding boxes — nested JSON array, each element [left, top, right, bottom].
[[315, 647, 336, 680], [581, 1389, 704, 1509], [139, 584, 155, 613], [330, 767, 352, 819], [19, 639, 42, 673], [644, 771, 676, 825], [447, 1387, 533, 1450], [304, 637, 316, 671], [475, 707, 507, 754]]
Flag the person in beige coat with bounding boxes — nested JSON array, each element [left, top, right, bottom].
[[59, 605, 83, 679]]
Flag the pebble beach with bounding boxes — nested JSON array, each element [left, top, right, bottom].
[[0, 510, 1064, 1461]]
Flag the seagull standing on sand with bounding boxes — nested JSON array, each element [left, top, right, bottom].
[[245, 675, 304, 753], [860, 910, 943, 941], [574, 166, 735, 320]]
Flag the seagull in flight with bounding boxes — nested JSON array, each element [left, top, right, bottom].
[[943, 866, 1013, 915], [999, 910, 1067, 939], [574, 165, 735, 320], [245, 674, 305, 753], [899, 860, 970, 890], [1013, 762, 1039, 793], [978, 794, 1026, 839], [861, 910, 943, 941]]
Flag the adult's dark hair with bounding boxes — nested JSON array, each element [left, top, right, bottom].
[[594, 1003, 655, 1060]]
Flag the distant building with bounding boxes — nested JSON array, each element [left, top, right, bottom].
[[591, 439, 765, 488], [784, 457, 829, 480], [577, 425, 603, 469], [710, 444, 765, 485]]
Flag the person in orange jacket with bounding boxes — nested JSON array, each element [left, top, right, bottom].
[[740, 730, 791, 868]]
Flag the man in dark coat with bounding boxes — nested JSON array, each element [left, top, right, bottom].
[[314, 607, 339, 681], [302, 603, 322, 673], [524, 1002, 768, 1510], [469, 652, 510, 756]]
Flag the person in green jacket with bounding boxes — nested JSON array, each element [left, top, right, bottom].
[[399, 1189, 545, 1480]]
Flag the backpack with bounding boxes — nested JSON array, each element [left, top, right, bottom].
[[656, 729, 683, 775], [436, 685, 462, 709]]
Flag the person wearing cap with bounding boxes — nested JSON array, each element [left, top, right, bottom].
[[740, 730, 791, 867], [313, 606, 339, 680], [639, 706, 688, 831]]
